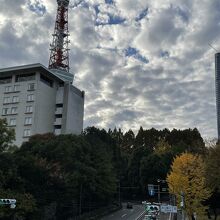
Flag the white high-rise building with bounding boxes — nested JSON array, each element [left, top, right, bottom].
[[0, 63, 84, 146], [215, 53, 220, 140]]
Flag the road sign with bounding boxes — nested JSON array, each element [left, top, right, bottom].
[[148, 184, 155, 196], [10, 204, 16, 209], [160, 205, 177, 213]]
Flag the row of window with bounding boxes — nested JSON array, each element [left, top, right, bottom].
[[9, 117, 32, 126], [4, 83, 35, 93], [3, 94, 34, 104], [16, 73, 35, 82], [5, 85, 20, 93], [0, 73, 35, 85], [2, 107, 18, 115], [3, 96, 19, 104], [2, 106, 33, 115]]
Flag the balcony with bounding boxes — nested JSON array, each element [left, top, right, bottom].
[[54, 118, 62, 125], [55, 107, 63, 115]]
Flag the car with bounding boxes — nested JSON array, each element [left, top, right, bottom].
[[126, 202, 133, 209]]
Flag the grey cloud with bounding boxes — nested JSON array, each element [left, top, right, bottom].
[[192, 1, 220, 45], [0, 22, 32, 66], [0, 0, 25, 16], [0, 0, 219, 138], [151, 13, 183, 45], [112, 109, 143, 122]]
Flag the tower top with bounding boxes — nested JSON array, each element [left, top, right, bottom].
[[57, 0, 69, 7], [48, 0, 70, 75]]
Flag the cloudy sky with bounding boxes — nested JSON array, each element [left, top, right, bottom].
[[0, 0, 220, 139]]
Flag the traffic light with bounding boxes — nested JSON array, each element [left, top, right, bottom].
[[0, 199, 16, 208]]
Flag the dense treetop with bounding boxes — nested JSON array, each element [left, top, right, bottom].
[[0, 118, 215, 219]]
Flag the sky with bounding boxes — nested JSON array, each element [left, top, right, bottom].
[[0, 0, 220, 139]]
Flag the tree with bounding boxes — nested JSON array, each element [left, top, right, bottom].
[[121, 130, 135, 153], [0, 118, 15, 151], [206, 143, 220, 220], [140, 153, 168, 189], [135, 126, 145, 147], [206, 143, 220, 191], [166, 128, 206, 154], [15, 131, 118, 219], [167, 153, 212, 219]]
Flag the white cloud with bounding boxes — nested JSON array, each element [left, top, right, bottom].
[[0, 0, 219, 138]]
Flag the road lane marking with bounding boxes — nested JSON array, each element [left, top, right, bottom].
[[121, 214, 127, 218], [135, 211, 146, 220]]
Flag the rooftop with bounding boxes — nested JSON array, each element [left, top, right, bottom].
[[0, 63, 74, 83]]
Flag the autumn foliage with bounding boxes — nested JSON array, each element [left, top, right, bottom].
[[167, 153, 212, 218]]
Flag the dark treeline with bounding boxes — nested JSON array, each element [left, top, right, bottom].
[[0, 125, 210, 219]]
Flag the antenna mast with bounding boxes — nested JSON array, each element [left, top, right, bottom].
[[49, 0, 70, 72], [208, 43, 218, 52]]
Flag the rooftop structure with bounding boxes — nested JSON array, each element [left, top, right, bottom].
[[49, 0, 70, 74]]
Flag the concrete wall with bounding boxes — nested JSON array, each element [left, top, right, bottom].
[[62, 83, 84, 134], [34, 72, 57, 134], [56, 87, 64, 104]]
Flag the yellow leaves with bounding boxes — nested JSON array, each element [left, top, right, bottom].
[[167, 153, 212, 218], [154, 140, 171, 155]]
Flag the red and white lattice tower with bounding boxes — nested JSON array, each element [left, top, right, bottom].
[[49, 0, 70, 72]]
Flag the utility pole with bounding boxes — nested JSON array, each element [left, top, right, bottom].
[[157, 179, 165, 203], [118, 181, 121, 206], [181, 191, 185, 220], [79, 184, 83, 218], [157, 184, 160, 203]]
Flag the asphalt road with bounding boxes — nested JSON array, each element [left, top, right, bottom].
[[139, 212, 170, 220], [101, 203, 145, 220], [101, 203, 174, 220]]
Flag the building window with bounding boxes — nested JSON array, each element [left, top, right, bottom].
[[9, 118, 16, 126], [14, 85, 20, 92], [24, 117, 32, 125], [28, 83, 35, 91], [2, 108, 10, 115], [15, 73, 35, 82], [12, 96, 19, 103], [27, 94, 34, 102], [0, 77, 12, 84], [5, 86, 12, 93], [54, 125, 62, 129], [23, 129, 31, 137], [40, 74, 53, 87], [56, 103, 63, 108], [3, 97, 10, 104], [11, 107, 17, 114], [25, 106, 33, 113]]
